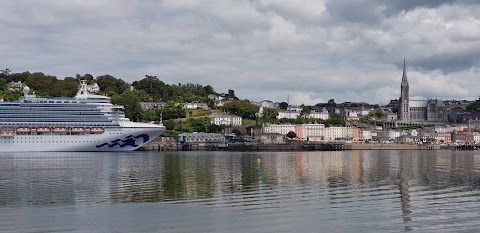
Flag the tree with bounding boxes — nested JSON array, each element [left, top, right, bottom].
[[111, 90, 143, 122], [279, 102, 288, 110], [132, 75, 166, 100], [223, 100, 260, 119], [300, 106, 312, 116], [466, 98, 480, 112], [203, 85, 216, 95], [368, 108, 385, 119], [227, 89, 238, 100], [263, 107, 278, 122], [96, 75, 130, 94], [76, 74, 94, 84], [327, 99, 336, 107], [26, 72, 58, 97], [163, 119, 176, 130], [325, 112, 345, 126], [1, 68, 11, 75], [287, 131, 297, 139], [208, 124, 225, 133]]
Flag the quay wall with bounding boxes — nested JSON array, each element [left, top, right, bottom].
[[345, 143, 441, 150], [139, 138, 444, 151]]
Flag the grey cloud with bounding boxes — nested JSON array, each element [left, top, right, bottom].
[[324, 0, 383, 25], [1, 0, 479, 105], [411, 53, 480, 73]]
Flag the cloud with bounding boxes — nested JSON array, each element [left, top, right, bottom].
[[0, 0, 479, 105]]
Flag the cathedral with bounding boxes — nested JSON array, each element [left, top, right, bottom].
[[397, 59, 447, 123]]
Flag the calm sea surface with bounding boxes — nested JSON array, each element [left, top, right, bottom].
[[1, 150, 480, 232]]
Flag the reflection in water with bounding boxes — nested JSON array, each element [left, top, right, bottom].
[[2, 151, 480, 232], [397, 152, 413, 231]]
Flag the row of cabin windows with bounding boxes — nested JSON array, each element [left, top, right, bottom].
[[0, 141, 101, 143]]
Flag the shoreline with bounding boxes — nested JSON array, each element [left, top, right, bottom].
[[140, 141, 460, 151]]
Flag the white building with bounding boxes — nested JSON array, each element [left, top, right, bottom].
[[434, 125, 447, 133], [320, 127, 353, 141], [278, 111, 301, 119], [211, 115, 242, 126], [300, 124, 326, 140], [259, 100, 276, 109], [183, 102, 208, 110], [263, 123, 295, 135], [140, 102, 166, 111], [86, 83, 100, 93], [306, 108, 329, 120], [263, 123, 352, 141], [362, 130, 373, 141], [377, 130, 400, 141], [6, 81, 24, 91], [287, 106, 302, 112], [359, 108, 372, 116]]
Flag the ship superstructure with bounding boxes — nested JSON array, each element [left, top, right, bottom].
[[0, 80, 165, 152]]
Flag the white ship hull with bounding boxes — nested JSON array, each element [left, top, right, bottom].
[[0, 126, 164, 152], [0, 80, 166, 152]]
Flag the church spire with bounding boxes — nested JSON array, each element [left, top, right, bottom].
[[399, 58, 410, 122]]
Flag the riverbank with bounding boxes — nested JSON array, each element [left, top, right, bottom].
[[140, 138, 448, 151]]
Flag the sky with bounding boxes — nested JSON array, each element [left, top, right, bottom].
[[1, 0, 479, 105]]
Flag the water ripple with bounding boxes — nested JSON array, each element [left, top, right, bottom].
[[2, 151, 480, 232]]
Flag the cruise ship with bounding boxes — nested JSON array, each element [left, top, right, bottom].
[[0, 80, 165, 152]]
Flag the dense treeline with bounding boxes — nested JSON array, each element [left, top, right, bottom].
[[466, 98, 480, 112]]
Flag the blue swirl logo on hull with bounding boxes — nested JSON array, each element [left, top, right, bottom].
[[96, 134, 150, 148]]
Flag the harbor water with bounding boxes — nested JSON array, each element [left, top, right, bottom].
[[1, 150, 480, 232]]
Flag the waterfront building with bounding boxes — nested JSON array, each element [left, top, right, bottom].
[[435, 133, 451, 143], [466, 132, 480, 144], [256, 133, 286, 144], [321, 126, 353, 141], [262, 123, 354, 141], [298, 123, 325, 139], [352, 127, 362, 141], [211, 115, 242, 126], [377, 130, 400, 141], [362, 130, 372, 141], [451, 131, 467, 143], [263, 123, 295, 135], [177, 132, 225, 144]]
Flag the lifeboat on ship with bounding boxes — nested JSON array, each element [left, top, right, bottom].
[[71, 127, 86, 133], [16, 127, 31, 132], [90, 127, 104, 133], [36, 127, 51, 132], [0, 131, 15, 137], [53, 127, 68, 132]]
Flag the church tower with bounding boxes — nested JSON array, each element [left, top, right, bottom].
[[398, 59, 410, 121]]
